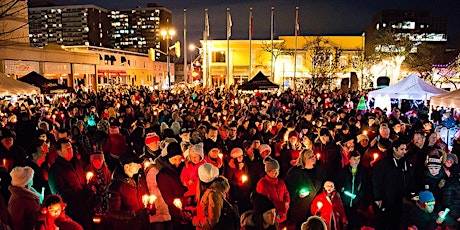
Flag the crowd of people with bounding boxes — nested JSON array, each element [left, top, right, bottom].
[[0, 84, 459, 230]]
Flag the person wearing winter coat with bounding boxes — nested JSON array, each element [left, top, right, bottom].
[[441, 173, 460, 228], [102, 126, 127, 169], [180, 143, 206, 200], [240, 192, 279, 230], [336, 151, 366, 230], [418, 155, 446, 201], [278, 131, 303, 178], [401, 190, 443, 230], [191, 163, 231, 230], [48, 138, 92, 229], [107, 153, 151, 230], [225, 147, 252, 213], [311, 181, 347, 230], [372, 139, 415, 230], [284, 149, 326, 229], [144, 157, 173, 229], [156, 142, 187, 229], [37, 194, 83, 230], [313, 128, 342, 181], [256, 156, 290, 224], [84, 152, 111, 219], [8, 166, 42, 230]]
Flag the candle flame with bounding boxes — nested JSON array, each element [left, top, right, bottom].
[[173, 198, 182, 209], [363, 130, 368, 136], [86, 172, 94, 182], [241, 175, 248, 183], [316, 153, 321, 160], [218, 153, 223, 159], [92, 217, 101, 224], [373, 153, 379, 161], [149, 195, 157, 204], [142, 195, 149, 208]]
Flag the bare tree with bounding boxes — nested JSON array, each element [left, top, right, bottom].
[[302, 36, 343, 89], [261, 41, 292, 79], [0, 0, 29, 46]]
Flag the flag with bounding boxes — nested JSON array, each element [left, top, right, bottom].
[[205, 9, 209, 37], [249, 7, 253, 37], [227, 8, 232, 39], [295, 7, 300, 36]]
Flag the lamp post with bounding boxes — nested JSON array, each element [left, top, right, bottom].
[[161, 24, 175, 89]]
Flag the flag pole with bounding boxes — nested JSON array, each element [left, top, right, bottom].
[[226, 8, 231, 86], [293, 6, 299, 91], [249, 7, 253, 81], [184, 9, 188, 84], [204, 9, 209, 88], [270, 6, 274, 80]]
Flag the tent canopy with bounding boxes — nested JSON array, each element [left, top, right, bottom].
[[430, 88, 460, 108], [0, 73, 39, 96], [368, 73, 447, 100], [19, 71, 75, 94], [238, 71, 279, 91]]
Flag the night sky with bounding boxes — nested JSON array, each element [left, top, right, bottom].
[[40, 0, 460, 49]]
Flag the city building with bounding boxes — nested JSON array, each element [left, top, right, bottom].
[[63, 45, 174, 88], [109, 3, 172, 61], [199, 35, 364, 89], [28, 4, 111, 48]]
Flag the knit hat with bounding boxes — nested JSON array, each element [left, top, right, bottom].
[[109, 126, 119, 135], [198, 163, 219, 183], [342, 134, 354, 144], [264, 156, 280, 172], [171, 122, 181, 135], [160, 122, 169, 133], [258, 144, 271, 155], [189, 143, 204, 159], [230, 148, 243, 158], [427, 155, 442, 167], [10, 166, 34, 187], [166, 142, 182, 158], [356, 134, 369, 143], [446, 154, 458, 164], [288, 131, 299, 139], [418, 190, 435, 203], [145, 132, 160, 145], [251, 192, 276, 215], [319, 128, 329, 137], [90, 151, 104, 162], [119, 152, 143, 165]]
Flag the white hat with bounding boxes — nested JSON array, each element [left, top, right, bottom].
[[230, 148, 244, 159], [10, 166, 34, 187], [258, 144, 271, 155], [198, 163, 219, 183], [356, 134, 369, 143], [189, 143, 204, 159]]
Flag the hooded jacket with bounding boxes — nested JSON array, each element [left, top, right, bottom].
[[256, 175, 290, 223], [310, 190, 347, 230], [8, 185, 41, 230], [192, 176, 230, 230]]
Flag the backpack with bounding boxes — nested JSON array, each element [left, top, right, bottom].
[[212, 198, 240, 230]]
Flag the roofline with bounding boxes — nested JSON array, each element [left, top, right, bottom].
[[29, 4, 108, 12], [110, 7, 172, 14], [63, 45, 148, 57]]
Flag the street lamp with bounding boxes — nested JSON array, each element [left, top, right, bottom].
[[161, 27, 175, 88]]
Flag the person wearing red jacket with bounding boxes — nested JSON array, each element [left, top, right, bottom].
[[256, 156, 290, 224], [311, 181, 347, 230]]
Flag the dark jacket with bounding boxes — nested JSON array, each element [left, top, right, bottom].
[[107, 165, 149, 230], [372, 155, 415, 209], [336, 164, 366, 209], [442, 177, 460, 226], [284, 165, 325, 225], [313, 141, 341, 180], [8, 185, 41, 230], [156, 159, 186, 223], [0, 144, 27, 171], [401, 201, 441, 230]]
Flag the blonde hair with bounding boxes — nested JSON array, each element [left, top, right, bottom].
[[295, 148, 314, 169], [301, 215, 328, 230]]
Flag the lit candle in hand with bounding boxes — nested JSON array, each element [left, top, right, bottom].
[[241, 175, 248, 183], [86, 172, 94, 184], [142, 195, 149, 208], [173, 198, 182, 210], [373, 153, 379, 161]]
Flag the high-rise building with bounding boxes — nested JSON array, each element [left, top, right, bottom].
[[109, 3, 172, 61], [364, 9, 448, 56], [28, 5, 111, 47]]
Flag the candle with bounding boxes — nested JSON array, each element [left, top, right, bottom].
[[241, 175, 248, 183], [92, 216, 102, 224], [217, 112, 221, 117], [363, 130, 368, 136], [317, 201, 323, 209], [86, 172, 94, 183], [373, 153, 379, 161], [316, 153, 321, 160], [218, 153, 223, 159], [2, 159, 5, 166], [173, 198, 182, 210], [142, 195, 149, 208], [149, 195, 157, 205]]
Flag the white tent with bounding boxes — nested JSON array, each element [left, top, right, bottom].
[[368, 73, 447, 112], [0, 73, 40, 96], [430, 88, 460, 108]]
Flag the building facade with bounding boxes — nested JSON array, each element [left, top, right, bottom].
[[109, 3, 172, 61], [0, 0, 29, 46], [28, 5, 111, 48], [200, 35, 364, 89]]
